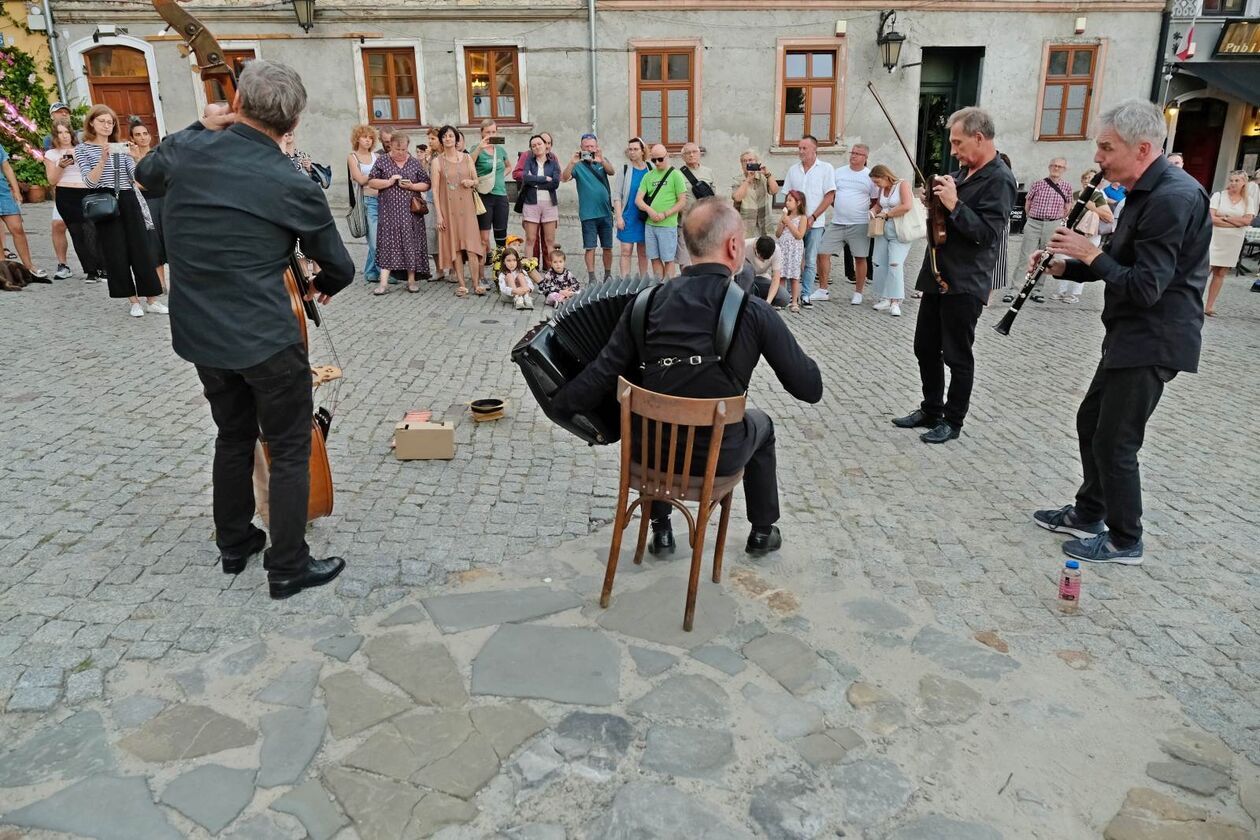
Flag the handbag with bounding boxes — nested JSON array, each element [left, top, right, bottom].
[[476, 147, 498, 194], [868, 216, 886, 237], [410, 192, 428, 216], [81, 152, 121, 222], [346, 177, 368, 239], [473, 190, 486, 216], [680, 166, 715, 199], [896, 191, 928, 243], [639, 167, 675, 222]]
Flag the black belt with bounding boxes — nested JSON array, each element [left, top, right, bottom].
[[1029, 216, 1064, 222]]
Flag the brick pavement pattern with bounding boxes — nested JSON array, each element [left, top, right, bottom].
[[1, 202, 1258, 767]]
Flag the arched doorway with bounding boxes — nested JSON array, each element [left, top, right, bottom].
[[1173, 97, 1228, 190], [83, 46, 158, 138]]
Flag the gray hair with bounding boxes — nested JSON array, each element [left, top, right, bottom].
[[851, 143, 870, 153], [237, 59, 307, 136], [947, 107, 996, 140], [1096, 99, 1166, 149], [682, 197, 742, 259]]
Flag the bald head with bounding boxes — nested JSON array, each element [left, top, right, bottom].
[[682, 197, 745, 270], [650, 144, 669, 169]]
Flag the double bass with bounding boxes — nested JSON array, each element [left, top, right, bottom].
[[153, 0, 338, 522]]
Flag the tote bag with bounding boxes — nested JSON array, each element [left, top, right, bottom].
[[896, 195, 928, 243]]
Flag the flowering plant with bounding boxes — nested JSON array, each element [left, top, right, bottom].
[[0, 45, 53, 186]]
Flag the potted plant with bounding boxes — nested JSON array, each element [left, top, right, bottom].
[[11, 154, 47, 201]]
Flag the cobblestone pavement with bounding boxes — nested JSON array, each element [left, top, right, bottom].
[[0, 201, 1258, 826]]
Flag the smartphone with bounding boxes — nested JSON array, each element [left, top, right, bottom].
[[108, 142, 130, 155], [580, 151, 595, 162], [746, 162, 762, 171], [489, 136, 506, 145]]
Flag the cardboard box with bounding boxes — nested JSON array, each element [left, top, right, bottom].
[[394, 420, 455, 460]]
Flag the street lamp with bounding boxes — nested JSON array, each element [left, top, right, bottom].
[[877, 11, 905, 73], [291, 0, 315, 32]]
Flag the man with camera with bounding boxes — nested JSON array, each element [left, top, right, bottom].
[[732, 150, 779, 238], [562, 132, 616, 281]]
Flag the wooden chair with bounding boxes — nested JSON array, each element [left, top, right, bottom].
[[601, 376, 746, 632]]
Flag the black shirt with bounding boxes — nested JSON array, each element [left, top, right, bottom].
[[135, 122, 354, 369], [916, 155, 1017, 302], [1061, 156, 1210, 373], [552, 263, 823, 451]]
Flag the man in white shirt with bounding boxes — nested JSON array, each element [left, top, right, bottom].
[[782, 135, 835, 308], [742, 235, 786, 307], [819, 144, 878, 304]]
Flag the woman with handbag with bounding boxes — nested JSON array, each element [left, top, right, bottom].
[[346, 124, 380, 285], [869, 164, 916, 317], [431, 124, 486, 297], [473, 120, 510, 289], [73, 105, 163, 317], [367, 130, 431, 295]]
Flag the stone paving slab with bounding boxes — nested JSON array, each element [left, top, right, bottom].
[[471, 624, 619, 706], [3, 774, 181, 839], [420, 586, 584, 633]]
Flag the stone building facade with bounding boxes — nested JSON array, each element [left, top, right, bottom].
[[47, 0, 1164, 206]]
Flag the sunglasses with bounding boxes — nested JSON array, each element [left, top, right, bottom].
[[651, 156, 667, 163]]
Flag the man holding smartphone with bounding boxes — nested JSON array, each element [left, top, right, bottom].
[[562, 132, 616, 281]]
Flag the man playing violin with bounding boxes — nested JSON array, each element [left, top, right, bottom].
[[892, 107, 1016, 444], [137, 59, 355, 598]]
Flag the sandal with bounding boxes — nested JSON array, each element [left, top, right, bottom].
[[371, 287, 390, 296], [912, 290, 923, 299], [789, 302, 801, 313], [455, 287, 468, 297], [3, 249, 16, 260], [474, 285, 487, 296], [407, 284, 420, 293]]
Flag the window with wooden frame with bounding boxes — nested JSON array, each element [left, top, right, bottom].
[[780, 49, 839, 146], [1039, 45, 1098, 140], [465, 47, 521, 123], [635, 48, 694, 148], [1202, 0, 1245, 15], [362, 48, 420, 125], [202, 50, 256, 106]]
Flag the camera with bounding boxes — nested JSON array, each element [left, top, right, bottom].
[[580, 151, 595, 162], [746, 162, 762, 171], [108, 141, 130, 155]]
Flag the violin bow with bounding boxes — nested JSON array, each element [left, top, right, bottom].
[[865, 82, 948, 292]]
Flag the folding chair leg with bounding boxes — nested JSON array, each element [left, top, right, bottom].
[[712, 493, 733, 583], [632, 506, 651, 565], [683, 523, 706, 632], [601, 502, 630, 609]]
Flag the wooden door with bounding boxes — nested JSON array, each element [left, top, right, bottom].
[[84, 46, 158, 138], [1174, 98, 1228, 190]]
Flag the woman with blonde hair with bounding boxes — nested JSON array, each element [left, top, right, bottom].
[[1205, 169, 1256, 316], [868, 163, 914, 317], [346, 124, 381, 284], [73, 104, 163, 316]]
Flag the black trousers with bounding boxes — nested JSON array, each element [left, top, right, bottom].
[[53, 186, 105, 276], [1073, 363, 1169, 547], [753, 275, 790, 307], [651, 408, 779, 527], [92, 189, 161, 299], [478, 193, 510, 248], [195, 343, 314, 576], [914, 292, 985, 428]]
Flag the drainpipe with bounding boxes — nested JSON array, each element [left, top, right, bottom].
[[1150, 8, 1171, 103], [587, 0, 597, 135], [42, 0, 69, 105]]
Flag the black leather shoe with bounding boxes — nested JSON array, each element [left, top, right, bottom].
[[746, 526, 783, 556], [892, 409, 941, 429], [648, 521, 676, 556], [220, 530, 267, 575], [269, 557, 347, 600], [920, 421, 961, 444]]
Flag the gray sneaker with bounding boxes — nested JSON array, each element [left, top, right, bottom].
[[1033, 505, 1106, 540], [54, 263, 73, 280]]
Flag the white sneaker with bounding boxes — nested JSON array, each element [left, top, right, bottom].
[[890, 302, 902, 317], [514, 296, 525, 310], [850, 292, 863, 305], [129, 303, 145, 317], [873, 299, 891, 311], [146, 301, 169, 314], [809, 288, 830, 302], [522, 295, 535, 310], [54, 264, 73, 280]]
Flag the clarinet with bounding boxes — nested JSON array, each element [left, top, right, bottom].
[[993, 170, 1106, 336]]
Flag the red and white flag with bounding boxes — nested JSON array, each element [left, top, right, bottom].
[[1176, 26, 1196, 61]]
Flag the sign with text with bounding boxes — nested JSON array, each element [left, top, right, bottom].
[[1216, 20, 1260, 57]]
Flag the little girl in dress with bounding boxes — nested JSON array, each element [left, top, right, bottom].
[[776, 190, 808, 313]]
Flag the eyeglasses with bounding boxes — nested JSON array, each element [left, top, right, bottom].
[[651, 157, 666, 163]]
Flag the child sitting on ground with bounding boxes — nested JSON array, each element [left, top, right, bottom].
[[537, 249, 582, 307], [497, 248, 535, 309]]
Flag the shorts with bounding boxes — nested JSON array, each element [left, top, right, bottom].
[[644, 225, 679, 262], [0, 189, 19, 217], [522, 200, 559, 224], [821, 223, 872, 258], [581, 216, 613, 250]]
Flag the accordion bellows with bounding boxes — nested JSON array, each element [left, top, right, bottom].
[[512, 275, 659, 445]]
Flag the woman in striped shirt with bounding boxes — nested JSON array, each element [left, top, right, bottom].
[[73, 104, 164, 317]]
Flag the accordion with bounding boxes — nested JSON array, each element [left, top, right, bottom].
[[511, 275, 658, 445]]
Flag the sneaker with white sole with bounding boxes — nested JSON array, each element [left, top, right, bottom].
[[809, 288, 830, 302], [513, 296, 525, 310], [30, 268, 47, 279], [850, 292, 863, 305], [54, 264, 73, 280], [129, 303, 145, 317], [1062, 533, 1144, 565], [873, 299, 891, 311], [146, 301, 169, 314], [1033, 505, 1107, 539], [522, 295, 535, 310], [890, 302, 902, 317]]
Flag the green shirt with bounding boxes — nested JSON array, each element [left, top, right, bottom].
[[475, 146, 508, 196], [638, 167, 688, 228]]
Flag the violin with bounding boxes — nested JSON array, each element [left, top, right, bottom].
[[153, 0, 338, 522], [866, 82, 948, 293]]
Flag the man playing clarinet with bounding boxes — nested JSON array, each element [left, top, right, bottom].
[[137, 60, 355, 597], [892, 107, 1016, 444], [1029, 100, 1210, 566]]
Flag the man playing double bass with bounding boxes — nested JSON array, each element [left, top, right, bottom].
[[137, 60, 355, 598]]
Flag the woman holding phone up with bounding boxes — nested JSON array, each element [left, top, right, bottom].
[[74, 104, 163, 317]]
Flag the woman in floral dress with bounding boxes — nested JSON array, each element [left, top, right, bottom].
[[367, 130, 431, 295]]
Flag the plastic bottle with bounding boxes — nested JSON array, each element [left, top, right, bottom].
[[1057, 559, 1081, 614]]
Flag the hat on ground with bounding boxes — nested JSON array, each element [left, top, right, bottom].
[[49, 102, 69, 114]]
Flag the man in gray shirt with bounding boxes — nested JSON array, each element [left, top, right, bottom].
[[137, 60, 354, 599]]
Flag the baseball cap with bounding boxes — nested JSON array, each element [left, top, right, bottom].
[[49, 102, 69, 113]]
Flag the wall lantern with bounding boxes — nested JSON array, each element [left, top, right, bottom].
[[291, 0, 315, 33], [877, 11, 906, 73]]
